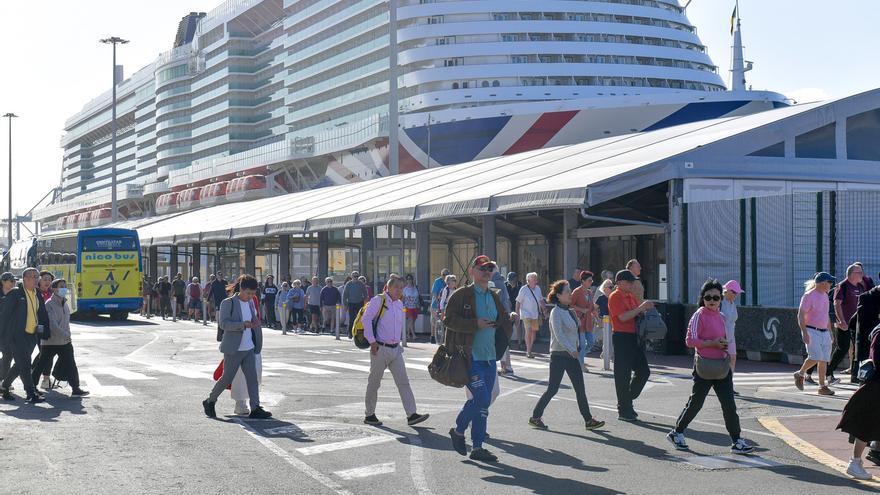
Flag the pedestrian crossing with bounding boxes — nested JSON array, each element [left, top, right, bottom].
[[731, 372, 860, 398]]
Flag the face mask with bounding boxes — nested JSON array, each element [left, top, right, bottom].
[[57, 288, 69, 299]]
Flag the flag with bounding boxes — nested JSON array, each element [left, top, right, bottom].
[[730, 4, 738, 35]]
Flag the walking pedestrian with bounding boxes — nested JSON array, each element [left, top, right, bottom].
[[609, 269, 654, 421], [667, 279, 754, 454], [505, 272, 523, 350], [362, 274, 430, 427], [437, 274, 457, 345], [262, 275, 278, 329], [403, 275, 421, 342], [445, 255, 515, 463], [837, 323, 880, 480], [186, 277, 202, 320], [288, 280, 305, 332], [807, 263, 866, 385], [571, 271, 596, 372], [360, 276, 373, 299], [320, 277, 340, 333], [342, 271, 368, 334], [31, 279, 88, 397], [202, 275, 271, 419], [626, 259, 645, 302], [529, 280, 605, 432], [0, 272, 18, 399], [721, 280, 745, 394], [155, 276, 173, 320], [430, 268, 450, 344], [491, 270, 515, 376], [141, 275, 153, 317], [305, 276, 322, 332], [275, 281, 291, 332], [172, 273, 187, 319], [210, 272, 229, 322], [36, 270, 55, 389], [516, 273, 545, 359], [568, 269, 583, 291], [854, 282, 880, 383], [793, 272, 837, 396], [0, 268, 49, 403]]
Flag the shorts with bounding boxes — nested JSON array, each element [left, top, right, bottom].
[[406, 308, 419, 320], [308, 305, 321, 317], [523, 318, 541, 331], [188, 299, 202, 310], [176, 295, 185, 306], [805, 327, 832, 362]]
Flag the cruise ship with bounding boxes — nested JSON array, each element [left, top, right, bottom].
[[35, 0, 787, 229]]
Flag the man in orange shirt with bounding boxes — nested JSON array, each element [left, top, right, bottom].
[[608, 270, 654, 421]]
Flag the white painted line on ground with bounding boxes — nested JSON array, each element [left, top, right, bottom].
[[79, 374, 132, 397], [757, 386, 854, 398], [146, 364, 213, 380], [309, 361, 373, 373], [334, 462, 396, 480], [406, 433, 433, 495], [263, 362, 339, 375], [356, 359, 424, 372], [235, 420, 354, 495], [685, 454, 783, 470], [73, 333, 117, 340], [508, 359, 550, 369], [91, 367, 156, 381], [590, 401, 776, 438], [296, 435, 399, 456]]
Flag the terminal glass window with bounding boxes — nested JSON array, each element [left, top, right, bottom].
[[748, 141, 784, 158], [795, 123, 836, 159], [846, 108, 880, 161]]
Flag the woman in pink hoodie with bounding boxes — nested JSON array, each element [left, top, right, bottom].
[[667, 279, 754, 455]]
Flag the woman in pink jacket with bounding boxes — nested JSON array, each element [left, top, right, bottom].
[[667, 279, 754, 455]]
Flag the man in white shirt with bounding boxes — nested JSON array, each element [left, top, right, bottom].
[[515, 272, 545, 358]]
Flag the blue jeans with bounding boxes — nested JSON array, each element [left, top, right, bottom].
[[579, 332, 596, 365], [455, 360, 496, 449]]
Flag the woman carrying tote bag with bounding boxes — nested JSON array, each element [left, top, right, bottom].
[[667, 279, 754, 455]]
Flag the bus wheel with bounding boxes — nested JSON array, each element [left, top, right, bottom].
[[110, 311, 129, 321]]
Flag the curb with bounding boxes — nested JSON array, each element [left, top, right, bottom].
[[758, 416, 880, 488]]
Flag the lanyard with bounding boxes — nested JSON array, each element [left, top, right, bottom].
[[25, 290, 38, 323]]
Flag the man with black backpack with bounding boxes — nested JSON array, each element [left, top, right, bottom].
[[362, 274, 429, 428]]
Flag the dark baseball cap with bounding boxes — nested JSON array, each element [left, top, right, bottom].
[[615, 270, 637, 283], [0, 272, 14, 282], [814, 272, 836, 284]]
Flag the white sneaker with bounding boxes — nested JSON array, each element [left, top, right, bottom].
[[847, 458, 872, 480], [730, 438, 755, 454], [666, 430, 689, 451], [40, 377, 52, 390], [234, 400, 250, 416]]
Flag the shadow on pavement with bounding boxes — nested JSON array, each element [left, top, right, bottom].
[[736, 395, 838, 412], [0, 393, 87, 422], [74, 318, 158, 327], [465, 460, 622, 495]]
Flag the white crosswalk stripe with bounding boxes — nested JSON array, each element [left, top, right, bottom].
[[309, 361, 373, 373], [757, 384, 858, 397], [296, 435, 400, 455], [334, 462, 396, 480], [356, 359, 425, 372], [78, 374, 132, 397], [90, 367, 156, 381], [263, 362, 340, 375]]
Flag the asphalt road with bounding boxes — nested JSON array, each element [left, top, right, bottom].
[[0, 316, 874, 495]]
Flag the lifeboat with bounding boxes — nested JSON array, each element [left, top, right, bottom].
[[199, 181, 229, 207], [155, 192, 180, 215], [89, 208, 112, 227], [225, 175, 268, 202], [178, 187, 202, 210]]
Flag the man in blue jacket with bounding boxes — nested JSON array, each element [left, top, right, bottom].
[[0, 268, 50, 403]]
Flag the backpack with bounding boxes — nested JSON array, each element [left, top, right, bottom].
[[189, 283, 201, 299], [636, 308, 667, 347], [351, 294, 388, 349]]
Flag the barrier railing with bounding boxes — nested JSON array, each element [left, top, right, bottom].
[[602, 316, 613, 371]]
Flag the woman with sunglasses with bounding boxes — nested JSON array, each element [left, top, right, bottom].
[[667, 279, 753, 454]]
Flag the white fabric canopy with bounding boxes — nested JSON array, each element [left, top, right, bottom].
[[122, 93, 874, 246]]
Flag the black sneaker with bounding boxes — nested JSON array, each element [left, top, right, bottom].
[[584, 418, 605, 431], [71, 389, 90, 397], [202, 399, 217, 418], [804, 375, 817, 385], [364, 414, 383, 426], [0, 388, 13, 401], [528, 417, 548, 430], [26, 395, 44, 404], [249, 407, 272, 419], [866, 449, 880, 467], [469, 448, 498, 462], [430, 336, 436, 344], [827, 376, 841, 386], [407, 413, 430, 426], [618, 411, 639, 422], [449, 428, 467, 455]]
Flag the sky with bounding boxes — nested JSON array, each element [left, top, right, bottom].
[[0, 0, 877, 220]]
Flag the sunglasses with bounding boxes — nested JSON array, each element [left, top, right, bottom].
[[477, 265, 495, 272], [703, 295, 721, 302]]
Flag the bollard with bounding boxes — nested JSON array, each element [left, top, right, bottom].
[[334, 305, 341, 340], [401, 307, 408, 348], [602, 316, 613, 371], [202, 298, 208, 326], [281, 302, 288, 335], [172, 297, 177, 322], [146, 296, 152, 319]]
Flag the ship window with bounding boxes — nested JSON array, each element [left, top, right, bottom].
[[492, 80, 500, 87], [462, 82, 469, 89], [427, 16, 443, 24], [795, 123, 836, 159], [481, 81, 490, 88], [846, 109, 880, 161], [748, 142, 785, 158], [452, 82, 459, 89]]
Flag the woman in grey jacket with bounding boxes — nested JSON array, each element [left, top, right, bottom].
[[529, 280, 604, 431], [31, 279, 88, 397]]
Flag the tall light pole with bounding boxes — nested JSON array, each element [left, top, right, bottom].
[[100, 36, 129, 222], [3, 113, 17, 248]]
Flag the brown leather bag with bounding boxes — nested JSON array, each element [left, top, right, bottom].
[[428, 344, 470, 388]]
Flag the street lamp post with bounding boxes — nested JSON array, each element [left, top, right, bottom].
[[3, 113, 17, 248], [100, 36, 129, 222]]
